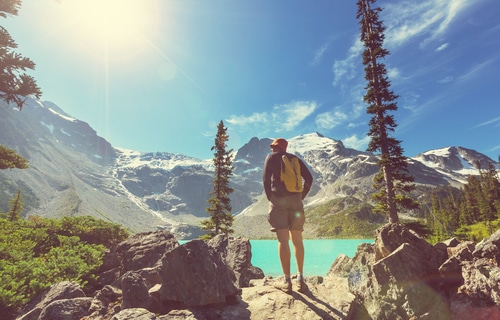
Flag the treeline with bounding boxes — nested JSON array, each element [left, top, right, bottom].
[[425, 163, 500, 242], [0, 210, 130, 316]]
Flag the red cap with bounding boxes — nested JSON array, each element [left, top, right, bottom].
[[270, 138, 288, 151]]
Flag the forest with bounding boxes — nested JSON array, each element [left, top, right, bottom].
[[425, 162, 500, 242]]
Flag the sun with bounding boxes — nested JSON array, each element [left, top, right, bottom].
[[61, 0, 159, 60]]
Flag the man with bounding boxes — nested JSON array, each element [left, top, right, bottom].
[[263, 138, 313, 293]]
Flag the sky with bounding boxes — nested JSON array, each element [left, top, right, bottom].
[[2, 0, 500, 160]]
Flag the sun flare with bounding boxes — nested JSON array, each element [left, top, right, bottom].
[[61, 0, 159, 59]]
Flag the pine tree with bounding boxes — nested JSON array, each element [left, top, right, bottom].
[[356, 0, 418, 223], [7, 190, 22, 221], [201, 120, 234, 239], [1, 0, 42, 110]]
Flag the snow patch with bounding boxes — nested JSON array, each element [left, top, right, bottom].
[[40, 121, 54, 134], [48, 107, 76, 122], [114, 148, 212, 171], [60, 128, 71, 136]]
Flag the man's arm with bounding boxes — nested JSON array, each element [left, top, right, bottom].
[[300, 160, 313, 199], [263, 155, 273, 200]]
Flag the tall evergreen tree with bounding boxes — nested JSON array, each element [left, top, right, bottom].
[[356, 0, 418, 223], [7, 190, 22, 221], [201, 120, 234, 239], [1, 0, 42, 110]]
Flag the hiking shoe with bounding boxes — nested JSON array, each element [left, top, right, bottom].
[[274, 279, 292, 294], [297, 279, 308, 293]]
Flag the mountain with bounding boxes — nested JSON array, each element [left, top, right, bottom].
[[1, 97, 498, 239]]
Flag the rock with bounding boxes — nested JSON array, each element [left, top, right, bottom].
[[97, 230, 179, 287], [337, 242, 377, 298], [115, 230, 179, 273], [16, 281, 86, 320], [159, 239, 240, 307], [373, 223, 446, 269], [337, 224, 451, 319], [371, 243, 450, 319], [15, 228, 500, 320], [327, 253, 353, 278], [439, 241, 475, 289], [450, 292, 500, 320], [473, 228, 500, 263], [121, 271, 152, 310], [220, 275, 364, 320], [460, 258, 500, 305], [111, 308, 157, 320], [208, 234, 264, 288], [38, 297, 92, 320], [87, 285, 122, 319]]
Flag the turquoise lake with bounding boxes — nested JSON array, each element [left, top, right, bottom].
[[249, 239, 374, 277]]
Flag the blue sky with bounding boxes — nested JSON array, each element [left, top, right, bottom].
[[3, 0, 500, 160]]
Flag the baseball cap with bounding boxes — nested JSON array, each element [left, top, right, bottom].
[[270, 138, 288, 151]]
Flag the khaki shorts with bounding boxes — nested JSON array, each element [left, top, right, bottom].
[[268, 193, 305, 231]]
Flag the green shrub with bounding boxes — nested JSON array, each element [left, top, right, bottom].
[[0, 215, 130, 312]]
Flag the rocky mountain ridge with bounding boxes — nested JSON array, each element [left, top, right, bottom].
[[0, 97, 498, 238]]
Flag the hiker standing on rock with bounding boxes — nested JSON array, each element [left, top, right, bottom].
[[263, 138, 313, 293]]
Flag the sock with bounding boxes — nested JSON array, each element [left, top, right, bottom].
[[284, 274, 291, 282], [297, 272, 303, 281]]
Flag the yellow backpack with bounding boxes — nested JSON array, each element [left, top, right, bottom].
[[280, 154, 303, 193]]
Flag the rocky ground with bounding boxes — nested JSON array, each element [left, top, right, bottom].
[[14, 224, 500, 320]]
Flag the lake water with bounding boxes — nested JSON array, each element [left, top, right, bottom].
[[250, 239, 373, 277]]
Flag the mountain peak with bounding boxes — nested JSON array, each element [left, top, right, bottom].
[[414, 146, 497, 176], [287, 133, 343, 155]]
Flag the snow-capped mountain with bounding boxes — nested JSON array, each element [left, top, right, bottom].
[[413, 147, 495, 181], [0, 97, 498, 238]]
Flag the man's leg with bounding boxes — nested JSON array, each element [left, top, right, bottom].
[[290, 229, 307, 292], [276, 229, 291, 276], [274, 229, 292, 293], [290, 230, 304, 275]]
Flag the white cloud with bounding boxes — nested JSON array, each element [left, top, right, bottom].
[[225, 112, 268, 127], [226, 100, 318, 133], [332, 38, 363, 86], [436, 43, 449, 52], [311, 43, 329, 66], [382, 0, 473, 49], [315, 110, 349, 130], [457, 59, 495, 82], [277, 101, 318, 132], [343, 134, 370, 151], [473, 116, 500, 129], [438, 76, 453, 84], [387, 67, 401, 80]]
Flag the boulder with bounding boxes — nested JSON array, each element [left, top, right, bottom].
[[473, 228, 500, 263], [16, 281, 86, 320], [37, 297, 92, 320], [115, 230, 178, 272], [110, 308, 157, 320], [208, 234, 264, 288], [158, 239, 240, 307], [87, 285, 122, 319], [439, 241, 475, 289], [333, 223, 451, 319], [97, 230, 179, 287], [460, 258, 500, 305], [121, 271, 152, 310], [373, 223, 446, 269], [450, 291, 500, 320]]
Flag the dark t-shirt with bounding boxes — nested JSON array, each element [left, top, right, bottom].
[[262, 150, 313, 200]]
